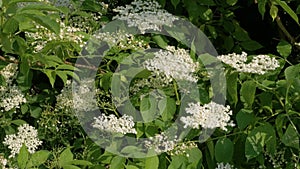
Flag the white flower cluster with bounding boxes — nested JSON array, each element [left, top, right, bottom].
[[93, 30, 149, 49], [56, 79, 98, 113], [0, 63, 18, 84], [143, 46, 199, 82], [216, 163, 236, 169], [217, 52, 280, 75], [3, 124, 42, 158], [113, 0, 178, 34], [0, 85, 27, 113], [0, 63, 26, 113], [144, 132, 178, 154], [26, 21, 85, 52], [168, 141, 197, 157], [55, 80, 74, 112], [92, 114, 137, 135], [180, 102, 235, 131], [0, 155, 7, 169]]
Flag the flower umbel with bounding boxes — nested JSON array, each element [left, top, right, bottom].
[[3, 124, 42, 158], [143, 46, 199, 82], [113, 0, 178, 34], [217, 52, 279, 75], [92, 114, 137, 135], [180, 102, 235, 131]]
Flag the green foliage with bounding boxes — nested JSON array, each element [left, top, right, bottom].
[[0, 0, 299, 169]]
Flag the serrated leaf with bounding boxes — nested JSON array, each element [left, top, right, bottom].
[[281, 124, 299, 149], [270, 5, 278, 21], [56, 71, 68, 85], [18, 144, 29, 169], [277, 41, 292, 58], [215, 138, 234, 163]]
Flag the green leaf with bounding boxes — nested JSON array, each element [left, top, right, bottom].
[[152, 35, 168, 49], [70, 160, 93, 166], [11, 119, 27, 125], [240, 40, 263, 51], [3, 17, 19, 34], [62, 165, 81, 169], [140, 95, 158, 122], [145, 156, 159, 169], [245, 123, 277, 160], [223, 36, 234, 51], [277, 41, 292, 58], [232, 26, 251, 42], [158, 97, 176, 121], [258, 0, 267, 18], [56, 71, 68, 85], [18, 4, 60, 12], [24, 14, 60, 34], [270, 5, 278, 21], [226, 71, 238, 105], [18, 144, 29, 169], [275, 0, 299, 24], [215, 138, 234, 163], [236, 109, 256, 130], [281, 124, 299, 149], [126, 165, 139, 169], [240, 80, 256, 108], [27, 150, 50, 167], [30, 106, 42, 118], [207, 25, 217, 39], [186, 147, 202, 163], [59, 148, 74, 167], [226, 0, 237, 6], [285, 65, 300, 84], [171, 0, 180, 8], [43, 69, 56, 87], [110, 156, 126, 169], [8, 0, 40, 5]]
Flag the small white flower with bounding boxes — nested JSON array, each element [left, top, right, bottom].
[[92, 114, 137, 135], [216, 162, 236, 169], [0, 63, 18, 84], [217, 52, 279, 75], [143, 46, 199, 82], [144, 132, 178, 154], [0, 85, 27, 113], [3, 124, 42, 158], [113, 0, 178, 34], [180, 102, 235, 131]]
